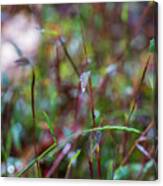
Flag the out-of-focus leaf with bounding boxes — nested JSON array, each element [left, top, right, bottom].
[[16, 98, 30, 116], [48, 85, 57, 108], [143, 160, 155, 176], [63, 127, 73, 138], [42, 5, 59, 23], [60, 61, 73, 79], [61, 18, 81, 35], [94, 14, 103, 29], [5, 130, 12, 160], [11, 123, 23, 150], [2, 72, 10, 87], [3, 89, 13, 103], [148, 74, 154, 90], [113, 164, 134, 180], [113, 160, 154, 180], [80, 4, 93, 23], [95, 109, 101, 124], [121, 3, 128, 22], [149, 38, 155, 53], [106, 160, 114, 179], [92, 74, 100, 88]]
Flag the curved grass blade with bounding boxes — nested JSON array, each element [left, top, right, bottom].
[[16, 125, 140, 177], [42, 111, 57, 143]]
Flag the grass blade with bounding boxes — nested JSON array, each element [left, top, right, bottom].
[[16, 124, 140, 177], [42, 111, 57, 143]]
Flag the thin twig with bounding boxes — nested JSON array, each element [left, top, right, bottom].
[[31, 68, 40, 177], [120, 121, 154, 166], [54, 45, 61, 93], [88, 158, 94, 178], [59, 38, 80, 77], [95, 144, 102, 178], [46, 143, 71, 177], [122, 55, 151, 161], [127, 55, 151, 124]]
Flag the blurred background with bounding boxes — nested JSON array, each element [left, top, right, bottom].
[[1, 2, 157, 180]]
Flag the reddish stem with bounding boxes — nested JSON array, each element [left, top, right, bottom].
[[54, 45, 61, 93], [88, 158, 94, 179], [31, 69, 40, 176], [96, 147, 101, 178]]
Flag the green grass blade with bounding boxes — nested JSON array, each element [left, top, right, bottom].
[[82, 125, 140, 135], [16, 125, 140, 177], [42, 111, 56, 143]]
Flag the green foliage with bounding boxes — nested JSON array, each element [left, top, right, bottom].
[[1, 2, 157, 179], [83, 125, 140, 135], [67, 149, 81, 167], [4, 130, 12, 161], [149, 38, 156, 53], [113, 160, 154, 180], [11, 123, 22, 151], [80, 4, 93, 23], [121, 3, 128, 22], [16, 124, 140, 177], [94, 14, 103, 29], [43, 112, 56, 143]]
